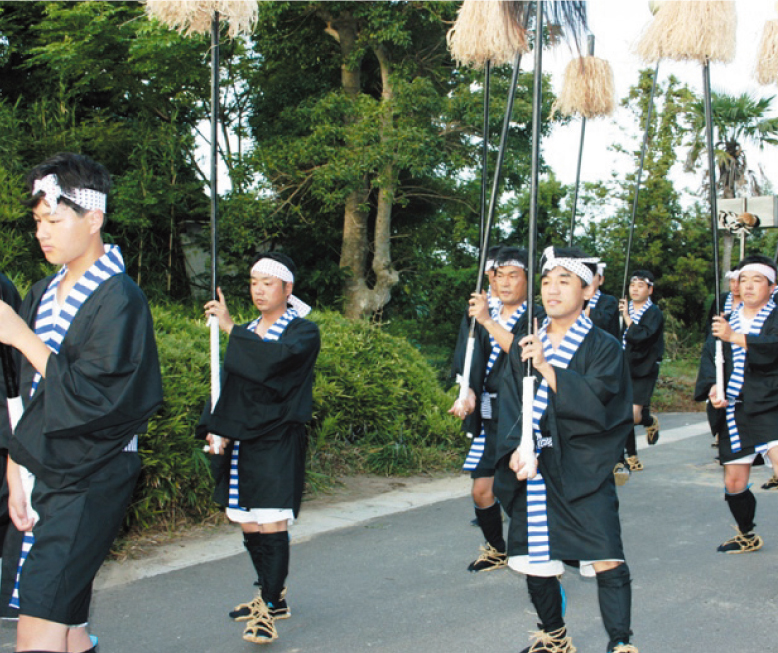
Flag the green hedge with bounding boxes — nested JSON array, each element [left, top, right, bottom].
[[127, 306, 462, 533]]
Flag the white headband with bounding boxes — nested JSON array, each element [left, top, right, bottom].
[[251, 258, 294, 283], [485, 259, 496, 272], [596, 262, 606, 276], [540, 246, 598, 285], [738, 263, 777, 285], [250, 258, 311, 317], [725, 270, 736, 280], [495, 259, 526, 270], [630, 275, 654, 287], [32, 174, 107, 215]]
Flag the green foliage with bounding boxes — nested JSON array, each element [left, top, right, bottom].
[[129, 303, 214, 531], [309, 311, 461, 476]]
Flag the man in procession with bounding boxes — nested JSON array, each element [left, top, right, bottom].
[[619, 270, 664, 472], [450, 246, 536, 573], [199, 252, 320, 645], [695, 254, 778, 553], [0, 152, 163, 653], [495, 245, 637, 653]]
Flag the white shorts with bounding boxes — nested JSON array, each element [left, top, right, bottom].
[[723, 440, 778, 466], [225, 507, 295, 525], [508, 556, 624, 578]]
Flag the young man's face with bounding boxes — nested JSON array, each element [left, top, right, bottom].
[[33, 200, 100, 268], [493, 265, 527, 307], [541, 266, 593, 323], [629, 278, 653, 303], [729, 275, 740, 296], [739, 271, 775, 310], [250, 271, 291, 315]]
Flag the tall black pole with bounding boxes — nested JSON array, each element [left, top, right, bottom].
[[621, 62, 660, 301], [525, 0, 543, 344], [568, 34, 595, 246], [703, 59, 722, 312], [703, 57, 725, 401], [210, 11, 220, 302], [480, 61, 491, 250]]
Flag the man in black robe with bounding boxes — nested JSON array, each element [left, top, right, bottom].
[[199, 252, 320, 645], [495, 246, 636, 653], [695, 254, 778, 553], [619, 270, 664, 471], [0, 152, 163, 653], [449, 247, 533, 573], [586, 262, 620, 340]]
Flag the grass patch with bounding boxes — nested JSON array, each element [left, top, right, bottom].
[[653, 357, 702, 413]]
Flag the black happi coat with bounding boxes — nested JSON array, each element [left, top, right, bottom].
[[589, 292, 620, 340], [622, 303, 664, 378], [199, 318, 320, 515], [9, 274, 163, 489], [451, 304, 541, 441], [694, 308, 778, 462], [494, 325, 633, 561]]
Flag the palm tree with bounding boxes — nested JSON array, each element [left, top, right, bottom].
[[685, 92, 778, 274]]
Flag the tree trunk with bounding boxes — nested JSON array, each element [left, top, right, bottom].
[[321, 10, 374, 319], [322, 12, 399, 319]]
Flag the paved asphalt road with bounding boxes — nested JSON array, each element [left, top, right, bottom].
[[3, 413, 778, 652]]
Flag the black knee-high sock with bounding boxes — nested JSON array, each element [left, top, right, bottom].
[[244, 531, 264, 588], [625, 428, 637, 456], [640, 406, 652, 427], [526, 575, 565, 633], [475, 501, 505, 552], [725, 488, 757, 533], [596, 564, 632, 649], [261, 532, 290, 606]]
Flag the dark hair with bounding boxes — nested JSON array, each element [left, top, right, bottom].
[[487, 244, 504, 259], [251, 251, 298, 279], [735, 254, 777, 278], [494, 246, 529, 270], [540, 246, 597, 287], [630, 269, 654, 284], [24, 152, 111, 216]]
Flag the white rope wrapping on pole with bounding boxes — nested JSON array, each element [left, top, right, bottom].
[[208, 315, 223, 454], [516, 376, 538, 480]]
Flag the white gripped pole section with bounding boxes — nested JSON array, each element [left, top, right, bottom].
[[518, 376, 538, 479], [209, 314, 223, 453], [457, 337, 475, 439], [715, 339, 725, 403]]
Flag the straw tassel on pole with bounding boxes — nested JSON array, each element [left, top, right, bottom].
[[755, 17, 778, 86]]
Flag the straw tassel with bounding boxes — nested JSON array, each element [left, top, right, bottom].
[[635, 1, 736, 64], [756, 19, 778, 86], [551, 55, 615, 119], [145, 0, 257, 38], [447, 0, 529, 69]]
